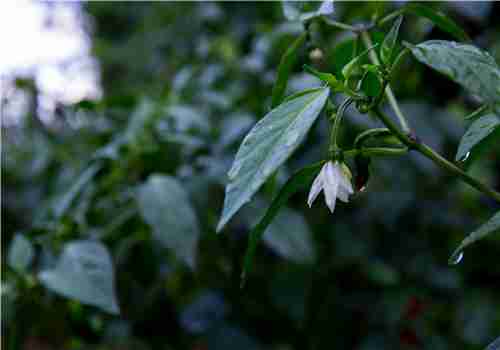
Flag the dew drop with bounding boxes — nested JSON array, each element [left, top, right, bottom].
[[460, 152, 471, 162], [448, 250, 464, 265]]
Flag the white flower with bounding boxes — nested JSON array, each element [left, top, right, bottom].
[[307, 161, 354, 213]]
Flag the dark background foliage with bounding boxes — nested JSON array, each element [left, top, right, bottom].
[[2, 2, 500, 349]]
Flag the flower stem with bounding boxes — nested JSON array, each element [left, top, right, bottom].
[[330, 99, 353, 154], [372, 107, 500, 203], [361, 31, 410, 133]]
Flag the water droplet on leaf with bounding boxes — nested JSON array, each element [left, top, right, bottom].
[[448, 250, 463, 265], [460, 152, 471, 162]]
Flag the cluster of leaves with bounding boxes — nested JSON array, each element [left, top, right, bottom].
[[2, 2, 500, 350]]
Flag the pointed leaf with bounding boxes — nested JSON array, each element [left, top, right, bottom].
[[7, 234, 35, 274], [455, 114, 500, 161], [342, 44, 379, 80], [137, 174, 200, 268], [451, 211, 500, 261], [380, 15, 403, 66], [53, 162, 102, 218], [241, 162, 324, 286], [404, 4, 469, 41], [217, 87, 329, 232], [39, 240, 120, 315], [271, 32, 307, 108], [407, 40, 500, 109]]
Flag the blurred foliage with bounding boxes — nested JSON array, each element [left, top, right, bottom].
[[2, 2, 500, 350]]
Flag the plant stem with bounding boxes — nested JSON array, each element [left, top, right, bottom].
[[376, 8, 406, 26], [353, 128, 392, 148], [321, 17, 359, 32], [330, 99, 353, 154], [361, 31, 410, 133], [344, 146, 408, 158], [372, 107, 500, 203]]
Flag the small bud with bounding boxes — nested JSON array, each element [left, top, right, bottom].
[[309, 48, 324, 62]]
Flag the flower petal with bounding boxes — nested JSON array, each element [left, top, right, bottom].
[[336, 186, 350, 203], [307, 170, 324, 207], [323, 161, 339, 213], [337, 163, 354, 195]]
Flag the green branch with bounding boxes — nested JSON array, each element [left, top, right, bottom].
[[361, 31, 410, 133], [372, 107, 500, 203]]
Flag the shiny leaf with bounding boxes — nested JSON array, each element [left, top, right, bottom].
[[408, 40, 500, 110], [455, 114, 500, 161], [450, 211, 500, 263], [217, 87, 329, 232]]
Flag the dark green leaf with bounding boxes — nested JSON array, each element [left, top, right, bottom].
[[217, 87, 329, 232], [380, 15, 403, 66], [342, 44, 379, 80], [39, 240, 120, 315], [408, 40, 500, 109], [241, 162, 324, 286], [404, 4, 469, 41], [53, 162, 102, 218], [450, 211, 500, 265], [485, 336, 500, 350], [137, 174, 200, 268], [271, 32, 307, 108], [263, 207, 315, 264], [455, 114, 500, 161], [7, 234, 35, 274], [242, 199, 316, 264]]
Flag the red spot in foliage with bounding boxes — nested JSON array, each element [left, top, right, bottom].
[[404, 296, 425, 321], [399, 328, 421, 347]]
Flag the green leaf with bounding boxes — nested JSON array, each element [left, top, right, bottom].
[[263, 207, 315, 264], [217, 87, 330, 232], [282, 1, 334, 22], [137, 174, 200, 268], [485, 336, 500, 350], [342, 44, 379, 80], [450, 211, 500, 265], [53, 162, 102, 218], [407, 40, 500, 109], [404, 4, 469, 41], [380, 15, 403, 66], [39, 240, 120, 315], [7, 234, 35, 274], [242, 199, 316, 265], [455, 114, 500, 161], [241, 162, 324, 286], [271, 32, 307, 108]]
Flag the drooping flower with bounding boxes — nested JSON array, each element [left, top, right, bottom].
[[307, 160, 354, 213]]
